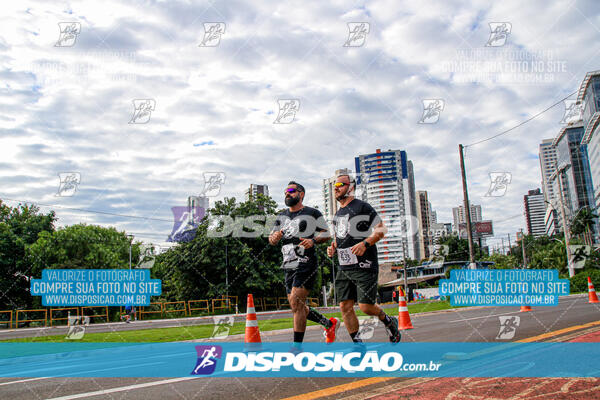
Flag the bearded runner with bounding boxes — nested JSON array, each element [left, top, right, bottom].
[[269, 181, 340, 347]]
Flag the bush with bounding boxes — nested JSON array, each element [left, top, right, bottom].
[[569, 269, 600, 293]]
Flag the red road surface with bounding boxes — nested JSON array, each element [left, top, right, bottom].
[[363, 328, 600, 400]]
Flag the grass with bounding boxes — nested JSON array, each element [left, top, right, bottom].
[[3, 301, 459, 343]]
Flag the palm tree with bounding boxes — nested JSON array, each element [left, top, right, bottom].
[[570, 207, 598, 246]]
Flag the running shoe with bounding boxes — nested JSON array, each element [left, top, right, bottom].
[[324, 317, 340, 343], [386, 316, 401, 343]]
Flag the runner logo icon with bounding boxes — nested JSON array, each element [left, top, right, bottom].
[[191, 345, 222, 375]]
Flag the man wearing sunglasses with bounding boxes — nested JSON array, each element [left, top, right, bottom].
[[327, 174, 401, 343], [269, 181, 340, 345]]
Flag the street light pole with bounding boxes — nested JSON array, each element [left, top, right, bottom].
[[459, 144, 476, 268], [126, 234, 135, 320], [555, 163, 574, 277], [520, 229, 527, 268], [127, 234, 134, 272], [225, 243, 228, 302]]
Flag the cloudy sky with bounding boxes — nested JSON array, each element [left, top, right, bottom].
[[1, 0, 599, 251]]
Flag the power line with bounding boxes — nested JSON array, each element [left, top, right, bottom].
[[0, 197, 173, 222], [466, 90, 577, 147]]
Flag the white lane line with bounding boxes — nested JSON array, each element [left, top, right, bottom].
[[445, 303, 592, 323], [0, 377, 50, 386], [45, 377, 199, 400], [447, 311, 521, 323]]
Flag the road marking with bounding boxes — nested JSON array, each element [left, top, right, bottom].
[[282, 320, 600, 400], [446, 311, 518, 323], [0, 377, 49, 386], [280, 377, 395, 400], [517, 320, 600, 343], [445, 299, 590, 323], [45, 377, 198, 400], [337, 377, 436, 400]]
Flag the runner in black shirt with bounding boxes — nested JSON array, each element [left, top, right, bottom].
[[269, 181, 340, 345], [327, 174, 401, 343]]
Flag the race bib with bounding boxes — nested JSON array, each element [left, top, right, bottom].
[[282, 243, 297, 263], [337, 247, 358, 266]]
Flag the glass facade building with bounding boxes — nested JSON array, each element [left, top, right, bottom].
[[355, 149, 419, 263]]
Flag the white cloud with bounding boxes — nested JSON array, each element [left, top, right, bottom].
[[1, 0, 599, 250]]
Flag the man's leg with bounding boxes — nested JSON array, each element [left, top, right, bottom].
[[356, 270, 401, 343], [340, 299, 362, 342], [336, 269, 361, 342], [288, 286, 309, 343]]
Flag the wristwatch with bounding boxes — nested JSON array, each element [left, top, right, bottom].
[[362, 240, 371, 248]]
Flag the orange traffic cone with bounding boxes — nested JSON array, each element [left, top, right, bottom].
[[245, 294, 262, 349], [520, 305, 532, 312], [398, 287, 414, 329], [588, 277, 599, 303]]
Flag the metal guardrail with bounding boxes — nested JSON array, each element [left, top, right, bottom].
[[307, 297, 319, 307], [188, 300, 210, 314], [15, 309, 47, 328], [211, 298, 231, 313], [0, 310, 12, 329], [80, 306, 109, 323], [163, 301, 187, 316], [50, 307, 79, 327], [263, 297, 277, 310], [139, 303, 163, 320], [6, 294, 306, 326]]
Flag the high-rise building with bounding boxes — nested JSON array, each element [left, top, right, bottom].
[[578, 70, 600, 208], [545, 206, 559, 236], [188, 195, 209, 211], [429, 206, 437, 224], [524, 189, 546, 237], [416, 191, 433, 260], [245, 184, 269, 202], [355, 149, 419, 263], [539, 139, 558, 204], [322, 168, 352, 223], [187, 195, 208, 225], [452, 204, 482, 232], [549, 122, 595, 233]]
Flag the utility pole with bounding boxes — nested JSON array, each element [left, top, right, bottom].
[[331, 256, 337, 304], [520, 229, 527, 268], [225, 243, 229, 303], [501, 238, 505, 255], [507, 233, 512, 255], [556, 163, 574, 277], [403, 242, 408, 296], [126, 234, 134, 272], [459, 144, 476, 268]]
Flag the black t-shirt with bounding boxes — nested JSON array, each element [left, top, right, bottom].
[[333, 198, 381, 271], [273, 207, 328, 270]]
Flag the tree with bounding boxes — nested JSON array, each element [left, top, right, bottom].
[[482, 253, 519, 269], [0, 201, 56, 309], [436, 235, 480, 262], [570, 207, 597, 246], [153, 194, 320, 305], [27, 224, 141, 276]]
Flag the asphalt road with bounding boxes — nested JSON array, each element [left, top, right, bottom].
[[0, 303, 405, 340], [0, 294, 598, 400]]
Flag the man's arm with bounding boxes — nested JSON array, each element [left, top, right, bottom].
[[350, 204, 386, 256], [364, 220, 386, 246], [268, 214, 284, 246], [269, 230, 283, 246]]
